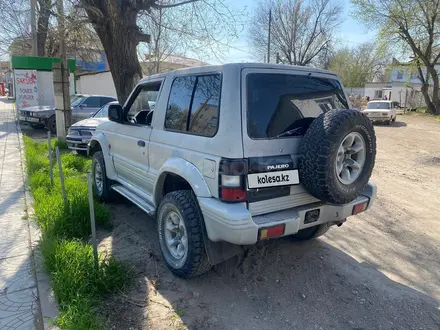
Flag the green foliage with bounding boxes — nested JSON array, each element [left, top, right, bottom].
[[40, 236, 129, 330], [328, 42, 391, 87], [24, 137, 128, 329]]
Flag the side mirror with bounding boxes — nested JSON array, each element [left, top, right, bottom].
[[80, 103, 88, 108], [108, 104, 124, 123]]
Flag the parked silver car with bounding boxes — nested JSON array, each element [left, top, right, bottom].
[[18, 94, 117, 133], [66, 101, 117, 155]]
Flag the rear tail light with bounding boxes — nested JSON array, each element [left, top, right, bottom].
[[219, 158, 248, 202], [352, 201, 369, 215]]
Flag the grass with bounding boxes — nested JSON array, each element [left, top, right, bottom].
[[23, 136, 129, 329]]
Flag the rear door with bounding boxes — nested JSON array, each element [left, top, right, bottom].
[[241, 68, 350, 215]]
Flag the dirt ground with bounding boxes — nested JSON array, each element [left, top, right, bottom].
[[26, 115, 440, 329]]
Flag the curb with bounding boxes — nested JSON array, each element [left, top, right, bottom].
[[15, 106, 60, 330]]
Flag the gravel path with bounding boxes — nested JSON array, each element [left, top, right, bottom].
[[97, 114, 440, 330]]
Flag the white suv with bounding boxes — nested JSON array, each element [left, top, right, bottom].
[[89, 63, 377, 278]]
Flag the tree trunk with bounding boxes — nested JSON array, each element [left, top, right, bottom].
[[427, 66, 440, 115], [86, 7, 143, 104], [420, 83, 437, 114], [36, 0, 51, 56]]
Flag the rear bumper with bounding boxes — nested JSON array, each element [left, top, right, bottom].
[[199, 182, 377, 245]]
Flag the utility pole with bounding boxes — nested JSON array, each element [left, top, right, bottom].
[[53, 0, 71, 140], [267, 9, 272, 63], [30, 0, 37, 56]]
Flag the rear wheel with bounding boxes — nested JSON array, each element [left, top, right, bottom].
[[294, 223, 331, 240], [46, 115, 56, 134], [157, 191, 211, 278]]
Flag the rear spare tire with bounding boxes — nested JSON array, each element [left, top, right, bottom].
[[299, 109, 376, 204]]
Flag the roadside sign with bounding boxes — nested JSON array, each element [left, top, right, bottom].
[[15, 69, 39, 110]]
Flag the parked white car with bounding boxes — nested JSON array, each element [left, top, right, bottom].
[[88, 63, 377, 278], [363, 100, 397, 125], [66, 101, 117, 155]]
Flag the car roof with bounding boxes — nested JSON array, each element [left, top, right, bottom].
[[74, 94, 117, 98], [138, 63, 338, 84]]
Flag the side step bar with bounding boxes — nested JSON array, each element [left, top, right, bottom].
[[111, 184, 155, 217]]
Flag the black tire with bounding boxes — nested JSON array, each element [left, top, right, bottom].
[[46, 115, 56, 134], [294, 223, 331, 240], [299, 109, 376, 204], [92, 151, 114, 201], [386, 119, 391, 125], [157, 191, 211, 278]]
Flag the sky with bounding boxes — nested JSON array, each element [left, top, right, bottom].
[[207, 0, 378, 64]]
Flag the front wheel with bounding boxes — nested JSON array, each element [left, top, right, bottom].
[[92, 151, 114, 201], [157, 191, 211, 278]]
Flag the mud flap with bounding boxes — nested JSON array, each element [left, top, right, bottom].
[[200, 219, 244, 266]]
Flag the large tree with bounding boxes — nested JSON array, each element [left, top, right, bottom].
[[78, 0, 238, 103], [351, 0, 440, 114], [248, 0, 343, 66], [328, 42, 391, 87]]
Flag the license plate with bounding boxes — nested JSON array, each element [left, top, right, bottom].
[[248, 170, 299, 188], [19, 115, 39, 123]]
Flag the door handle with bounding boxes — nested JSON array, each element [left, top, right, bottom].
[[137, 140, 146, 147]]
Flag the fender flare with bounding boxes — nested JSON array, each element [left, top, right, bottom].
[[88, 132, 117, 180], [154, 157, 212, 206]]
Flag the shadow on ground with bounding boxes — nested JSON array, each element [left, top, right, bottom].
[[96, 198, 440, 330]]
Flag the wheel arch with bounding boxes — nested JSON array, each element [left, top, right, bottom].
[[88, 133, 117, 180], [154, 157, 212, 206]]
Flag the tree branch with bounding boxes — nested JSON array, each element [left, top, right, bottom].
[[152, 0, 199, 9]]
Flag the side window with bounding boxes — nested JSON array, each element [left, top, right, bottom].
[[126, 83, 162, 124], [165, 76, 196, 131], [188, 74, 221, 136], [100, 97, 114, 107], [85, 96, 101, 108]]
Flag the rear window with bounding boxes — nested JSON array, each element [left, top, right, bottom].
[[247, 73, 348, 139], [367, 102, 391, 109]]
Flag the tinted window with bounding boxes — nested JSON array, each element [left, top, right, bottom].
[[127, 83, 161, 123], [188, 75, 221, 136], [100, 97, 115, 106], [85, 96, 101, 108], [165, 76, 196, 131], [247, 74, 348, 139], [367, 102, 391, 109], [71, 95, 86, 107]]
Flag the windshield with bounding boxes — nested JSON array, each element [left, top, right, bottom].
[[71, 95, 86, 107], [93, 104, 110, 118], [247, 73, 348, 139], [367, 102, 391, 109]]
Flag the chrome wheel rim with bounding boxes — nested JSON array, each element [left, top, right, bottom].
[[336, 132, 366, 185], [164, 211, 188, 260], [94, 162, 103, 194]]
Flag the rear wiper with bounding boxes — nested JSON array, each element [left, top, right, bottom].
[[273, 127, 304, 138]]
